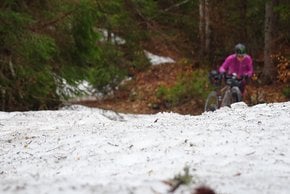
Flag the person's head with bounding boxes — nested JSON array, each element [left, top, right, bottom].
[[234, 43, 246, 61]]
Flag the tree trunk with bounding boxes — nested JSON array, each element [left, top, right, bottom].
[[204, 0, 210, 54], [199, 0, 210, 61], [199, 0, 205, 59], [263, 0, 275, 83]]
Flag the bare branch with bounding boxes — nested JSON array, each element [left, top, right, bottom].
[[163, 0, 191, 12], [29, 10, 75, 31]]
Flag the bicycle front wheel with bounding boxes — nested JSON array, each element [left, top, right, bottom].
[[204, 91, 219, 112], [231, 86, 242, 103], [221, 89, 231, 107], [221, 87, 242, 107]]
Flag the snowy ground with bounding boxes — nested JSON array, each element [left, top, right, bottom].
[[0, 102, 290, 194]]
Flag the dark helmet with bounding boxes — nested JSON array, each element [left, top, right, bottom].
[[234, 43, 246, 55]]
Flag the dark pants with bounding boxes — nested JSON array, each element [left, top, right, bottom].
[[239, 81, 246, 95]]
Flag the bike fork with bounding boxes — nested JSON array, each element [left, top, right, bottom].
[[217, 92, 222, 108]]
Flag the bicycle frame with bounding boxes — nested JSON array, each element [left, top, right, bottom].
[[205, 73, 243, 112], [212, 84, 232, 109]]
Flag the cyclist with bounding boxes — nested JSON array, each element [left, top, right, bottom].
[[218, 43, 253, 94]]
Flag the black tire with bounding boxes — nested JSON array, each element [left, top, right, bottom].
[[231, 86, 242, 103], [221, 87, 242, 107], [204, 91, 219, 112], [221, 89, 231, 107]]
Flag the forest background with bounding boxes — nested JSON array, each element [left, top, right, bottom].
[[0, 0, 289, 113]]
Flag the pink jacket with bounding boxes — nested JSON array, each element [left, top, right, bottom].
[[219, 54, 253, 78]]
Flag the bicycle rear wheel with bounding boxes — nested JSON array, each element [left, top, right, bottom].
[[204, 91, 219, 112]]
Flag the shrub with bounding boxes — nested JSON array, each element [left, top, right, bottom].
[[274, 54, 290, 83], [282, 86, 290, 99], [156, 69, 210, 106]]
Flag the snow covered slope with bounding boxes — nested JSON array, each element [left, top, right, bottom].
[[0, 102, 290, 194]]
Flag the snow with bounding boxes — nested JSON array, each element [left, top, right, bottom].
[[144, 50, 175, 65], [55, 76, 98, 100], [0, 101, 290, 194], [54, 51, 174, 101], [97, 29, 126, 45]]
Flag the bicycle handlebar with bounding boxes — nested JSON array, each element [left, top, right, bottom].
[[209, 72, 246, 87], [225, 76, 243, 87]]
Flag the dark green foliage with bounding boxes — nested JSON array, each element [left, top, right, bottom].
[[60, 0, 150, 93], [0, 2, 62, 111], [20, 34, 57, 66], [16, 66, 60, 110], [135, 0, 158, 18], [282, 86, 290, 99], [71, 0, 100, 66], [0, 0, 152, 110], [156, 69, 209, 106], [86, 44, 126, 93]]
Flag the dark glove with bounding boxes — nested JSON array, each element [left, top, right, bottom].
[[242, 75, 250, 83], [220, 72, 226, 79]]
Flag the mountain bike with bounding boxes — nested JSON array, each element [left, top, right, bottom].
[[204, 71, 243, 112]]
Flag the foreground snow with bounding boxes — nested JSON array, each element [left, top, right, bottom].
[[0, 102, 290, 194]]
